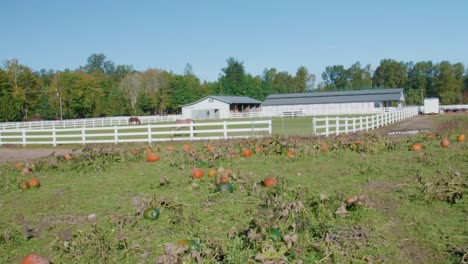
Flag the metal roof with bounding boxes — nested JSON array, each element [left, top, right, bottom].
[[210, 96, 262, 104], [181, 95, 261, 107], [262, 89, 404, 106]]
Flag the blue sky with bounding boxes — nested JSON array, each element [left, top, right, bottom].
[[2, 0, 467, 82]]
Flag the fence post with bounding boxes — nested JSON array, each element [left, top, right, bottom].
[[312, 118, 316, 135], [0, 131, 2, 146], [352, 117, 356, 132], [190, 122, 194, 140], [345, 117, 348, 134], [22, 130, 26, 146], [359, 116, 362, 131], [325, 117, 329, 136], [223, 121, 228, 139], [52, 126, 57, 147], [81, 128, 86, 145], [147, 124, 152, 144], [268, 120, 272, 136], [335, 117, 340, 135], [114, 127, 118, 144]]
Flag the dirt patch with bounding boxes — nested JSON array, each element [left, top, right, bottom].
[[378, 115, 439, 135], [0, 146, 75, 165], [364, 180, 436, 263]]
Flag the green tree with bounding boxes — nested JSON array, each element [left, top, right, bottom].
[[373, 59, 408, 88], [321, 65, 348, 91], [294, 66, 310, 93], [261, 68, 276, 97], [81, 53, 115, 75], [245, 74, 263, 100], [219, 57, 246, 95], [432, 61, 464, 104], [347, 62, 372, 90], [406, 61, 434, 104], [273, 71, 294, 93]]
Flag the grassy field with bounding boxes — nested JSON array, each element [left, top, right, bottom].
[[0, 115, 467, 263]]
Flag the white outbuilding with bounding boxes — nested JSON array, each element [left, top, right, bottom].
[[261, 88, 405, 115], [181, 95, 262, 120]]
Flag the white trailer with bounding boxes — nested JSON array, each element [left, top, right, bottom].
[[423, 98, 440, 114]]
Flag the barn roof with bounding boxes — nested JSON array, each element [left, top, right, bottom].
[[182, 95, 261, 107], [262, 88, 404, 106]]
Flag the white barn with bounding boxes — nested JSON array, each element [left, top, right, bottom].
[[181, 96, 262, 120], [261, 88, 405, 115]]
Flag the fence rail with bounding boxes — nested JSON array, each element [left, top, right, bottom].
[[0, 120, 271, 146], [0, 115, 184, 131], [440, 105, 468, 111], [312, 107, 419, 136]]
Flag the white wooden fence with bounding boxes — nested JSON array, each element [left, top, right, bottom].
[[228, 107, 400, 119], [0, 115, 184, 131], [0, 120, 271, 146], [312, 107, 419, 136], [440, 105, 468, 111]]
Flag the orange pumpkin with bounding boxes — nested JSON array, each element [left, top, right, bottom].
[[206, 144, 215, 153], [426, 132, 436, 139], [64, 153, 71, 160], [263, 177, 277, 188], [28, 178, 40, 188], [242, 148, 252, 157], [319, 142, 329, 152], [255, 146, 263, 154], [215, 174, 230, 185], [19, 181, 30, 190], [219, 175, 230, 183], [440, 139, 450, 148], [191, 168, 204, 179], [165, 145, 174, 151], [146, 152, 160, 162], [411, 143, 423, 152], [286, 149, 294, 158], [21, 253, 50, 264], [457, 134, 465, 142], [207, 169, 217, 177], [183, 144, 191, 151], [14, 162, 22, 170]]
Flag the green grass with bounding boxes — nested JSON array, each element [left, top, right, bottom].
[[0, 116, 467, 263]]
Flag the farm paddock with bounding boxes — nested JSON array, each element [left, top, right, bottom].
[[0, 114, 467, 263]]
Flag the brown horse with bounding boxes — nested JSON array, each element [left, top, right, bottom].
[[129, 117, 141, 125]]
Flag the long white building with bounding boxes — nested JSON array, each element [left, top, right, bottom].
[[261, 88, 405, 115]]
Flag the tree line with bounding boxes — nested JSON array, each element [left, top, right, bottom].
[[0, 54, 467, 121]]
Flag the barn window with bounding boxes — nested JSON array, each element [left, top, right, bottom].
[[374, 102, 381, 108], [209, 99, 214, 103]]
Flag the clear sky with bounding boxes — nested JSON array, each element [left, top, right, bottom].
[[2, 0, 467, 82]]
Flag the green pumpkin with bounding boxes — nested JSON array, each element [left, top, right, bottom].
[[177, 239, 201, 251], [267, 228, 283, 242], [143, 208, 160, 220], [216, 182, 234, 193]]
